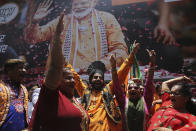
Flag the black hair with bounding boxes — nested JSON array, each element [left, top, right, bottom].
[[4, 59, 25, 74], [155, 84, 161, 91], [174, 82, 196, 115], [87, 61, 106, 84], [155, 84, 162, 96]]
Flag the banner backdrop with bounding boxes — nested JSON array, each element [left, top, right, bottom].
[[0, 0, 189, 87]]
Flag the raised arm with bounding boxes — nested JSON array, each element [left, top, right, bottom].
[[100, 12, 128, 69], [44, 11, 65, 90], [110, 55, 126, 111], [107, 40, 140, 94], [161, 76, 193, 93], [110, 55, 118, 86], [146, 49, 156, 83], [143, 49, 156, 112], [154, 0, 175, 45], [24, 0, 58, 44]]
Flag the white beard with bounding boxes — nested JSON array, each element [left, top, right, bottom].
[[72, 8, 93, 19]]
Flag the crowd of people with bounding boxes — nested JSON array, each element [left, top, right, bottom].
[[0, 10, 195, 131], [0, 0, 196, 131]]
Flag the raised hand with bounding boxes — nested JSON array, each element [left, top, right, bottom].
[[182, 76, 194, 83], [146, 49, 156, 65], [55, 10, 65, 36], [110, 54, 118, 87], [154, 24, 175, 45], [45, 10, 65, 90], [110, 54, 116, 69], [33, 0, 53, 22], [132, 40, 140, 54]]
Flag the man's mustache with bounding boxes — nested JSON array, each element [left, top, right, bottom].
[[74, 8, 87, 12]]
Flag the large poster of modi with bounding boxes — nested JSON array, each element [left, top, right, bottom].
[[0, 0, 187, 86]]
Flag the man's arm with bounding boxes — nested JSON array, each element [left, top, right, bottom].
[[154, 0, 175, 45], [143, 50, 156, 112], [24, 19, 58, 44], [100, 12, 128, 69], [107, 40, 140, 94], [110, 55, 118, 86], [110, 55, 126, 111], [24, 0, 58, 44], [44, 11, 65, 90]]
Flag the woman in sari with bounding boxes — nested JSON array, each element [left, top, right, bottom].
[[28, 11, 89, 131], [147, 76, 196, 131]]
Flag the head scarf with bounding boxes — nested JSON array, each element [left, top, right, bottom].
[[127, 78, 143, 86], [127, 78, 143, 94], [87, 61, 106, 84]]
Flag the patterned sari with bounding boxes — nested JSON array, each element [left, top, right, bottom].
[[147, 93, 196, 131]]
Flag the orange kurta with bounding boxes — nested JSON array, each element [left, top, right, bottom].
[[88, 91, 122, 131], [25, 10, 128, 70], [66, 51, 135, 131]]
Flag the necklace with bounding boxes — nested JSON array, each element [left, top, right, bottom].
[[71, 97, 89, 131], [90, 91, 102, 109]]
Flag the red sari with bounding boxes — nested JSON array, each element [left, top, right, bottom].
[[29, 84, 89, 131], [147, 93, 196, 131]]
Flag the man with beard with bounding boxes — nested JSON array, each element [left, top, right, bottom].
[[125, 50, 155, 131], [24, 0, 128, 71], [81, 59, 124, 131], [60, 40, 139, 131], [0, 59, 28, 131]]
